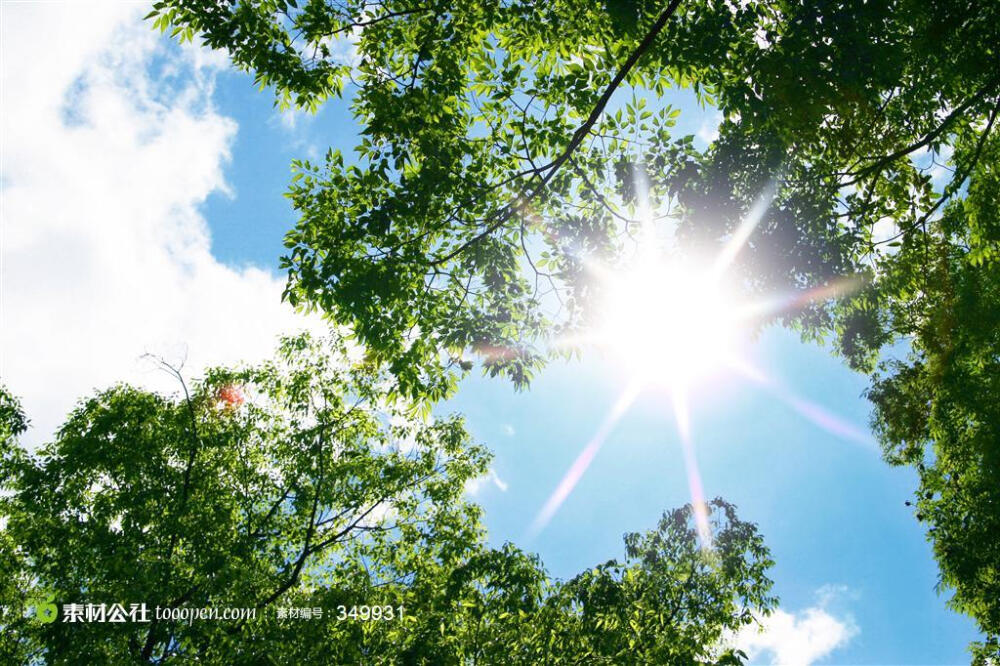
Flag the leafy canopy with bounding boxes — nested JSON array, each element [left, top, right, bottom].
[[149, 0, 998, 392], [864, 195, 1000, 664], [0, 336, 775, 664]]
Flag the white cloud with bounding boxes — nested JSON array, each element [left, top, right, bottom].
[[269, 108, 322, 162], [734, 587, 857, 666], [502, 423, 516, 436], [814, 583, 856, 607], [464, 468, 508, 496], [697, 111, 723, 145], [490, 470, 509, 492], [1, 2, 316, 444], [276, 107, 305, 130], [737, 608, 856, 666]]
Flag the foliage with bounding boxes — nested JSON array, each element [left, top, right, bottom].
[[2, 333, 487, 662], [534, 500, 775, 664], [1, 334, 774, 663], [245, 500, 775, 665], [147, 0, 999, 391], [0, 387, 38, 665], [147, 2, 1000, 659], [864, 199, 1000, 663]]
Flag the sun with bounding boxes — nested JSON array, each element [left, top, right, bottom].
[[593, 258, 742, 390], [532, 252, 748, 540], [531, 183, 871, 541]]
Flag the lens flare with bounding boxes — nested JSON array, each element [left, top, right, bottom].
[[527, 175, 868, 543], [730, 359, 874, 448], [671, 389, 713, 549], [526, 383, 640, 539]]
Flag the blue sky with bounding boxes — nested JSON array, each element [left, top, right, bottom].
[[1, 5, 980, 663]]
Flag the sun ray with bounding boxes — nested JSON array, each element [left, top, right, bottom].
[[527, 178, 865, 541], [710, 179, 780, 278], [732, 276, 864, 324], [729, 359, 873, 447], [526, 382, 641, 540], [670, 387, 713, 549]]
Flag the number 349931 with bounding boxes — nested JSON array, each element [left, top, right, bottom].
[[335, 605, 404, 621]]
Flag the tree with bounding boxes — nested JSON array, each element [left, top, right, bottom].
[[0, 387, 38, 665], [147, 0, 1000, 391], [2, 333, 488, 662], [378, 501, 775, 665], [536, 500, 775, 664], [863, 197, 1000, 664], [1, 333, 775, 663], [148, 2, 1000, 659]]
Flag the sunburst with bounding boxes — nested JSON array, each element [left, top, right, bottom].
[[527, 182, 867, 546]]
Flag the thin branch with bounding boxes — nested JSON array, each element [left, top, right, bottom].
[[842, 74, 1000, 186], [428, 0, 685, 266], [875, 95, 1000, 245], [322, 6, 432, 39], [137, 356, 206, 661]]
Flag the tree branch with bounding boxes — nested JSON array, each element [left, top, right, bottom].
[[429, 0, 684, 266], [139, 358, 205, 661], [842, 74, 1000, 187]]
